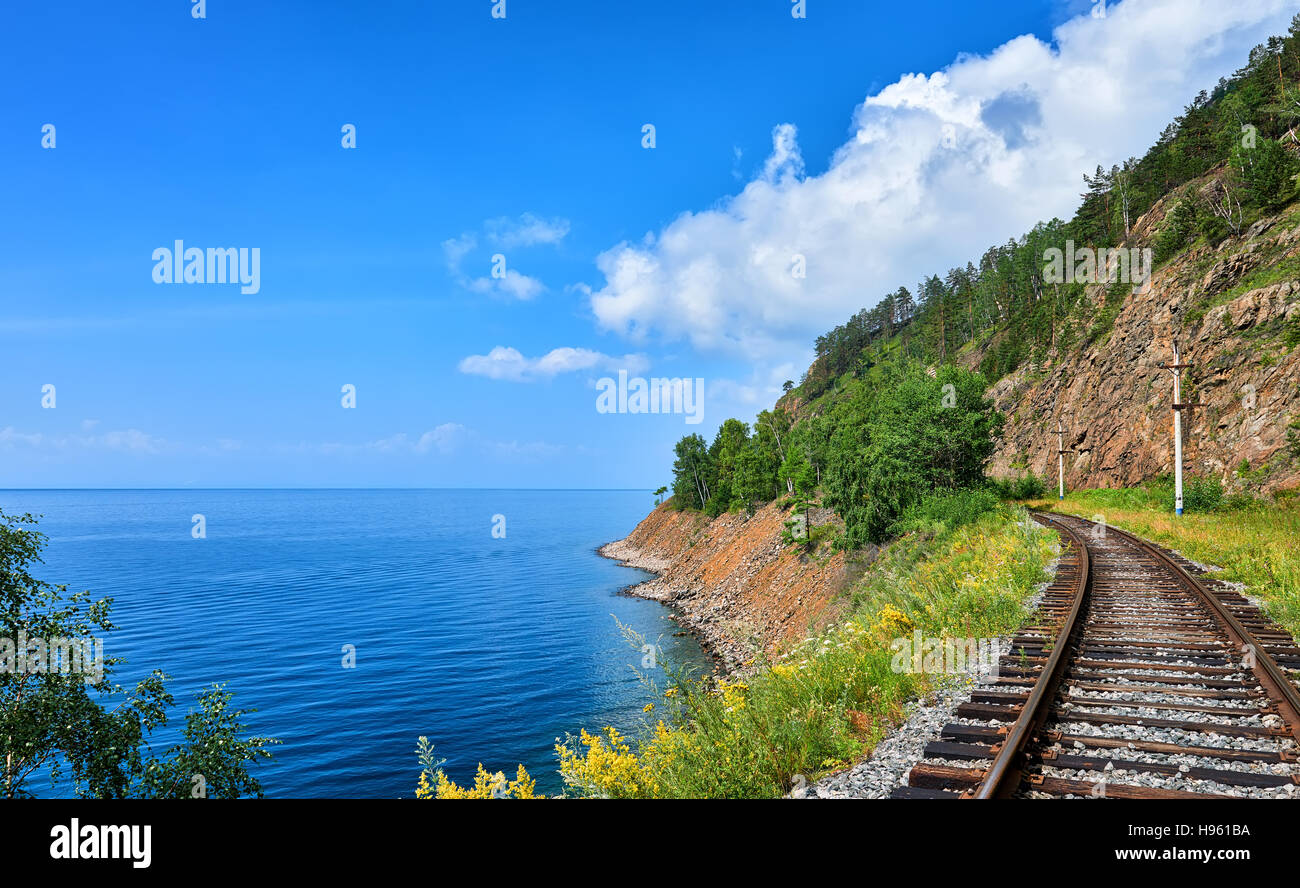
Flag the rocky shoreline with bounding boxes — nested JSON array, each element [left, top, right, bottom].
[[597, 538, 673, 575], [597, 536, 748, 674], [596, 501, 850, 677]]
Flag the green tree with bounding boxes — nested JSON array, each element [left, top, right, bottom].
[[706, 419, 751, 517], [777, 441, 817, 497], [1238, 137, 1297, 207], [1154, 196, 1198, 264], [0, 509, 276, 798], [670, 434, 712, 510], [823, 364, 1002, 545], [731, 443, 774, 514]]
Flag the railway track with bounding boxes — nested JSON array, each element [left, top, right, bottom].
[[893, 512, 1300, 799]]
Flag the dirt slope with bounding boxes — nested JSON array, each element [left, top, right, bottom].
[[601, 501, 851, 672]]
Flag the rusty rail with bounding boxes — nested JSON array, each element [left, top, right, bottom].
[[972, 512, 1090, 798]]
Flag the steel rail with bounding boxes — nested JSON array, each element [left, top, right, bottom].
[[1094, 519, 1300, 744], [971, 512, 1090, 798]]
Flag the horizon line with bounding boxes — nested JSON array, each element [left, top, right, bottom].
[[0, 486, 659, 492]]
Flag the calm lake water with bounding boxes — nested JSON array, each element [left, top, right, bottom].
[[0, 489, 708, 797]]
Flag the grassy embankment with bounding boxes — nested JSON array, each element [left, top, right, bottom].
[[1028, 484, 1300, 640], [552, 500, 1056, 799]]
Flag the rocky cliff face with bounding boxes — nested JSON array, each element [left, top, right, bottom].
[[601, 501, 850, 673], [981, 181, 1300, 494]]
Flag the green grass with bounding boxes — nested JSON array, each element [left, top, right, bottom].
[[1185, 244, 1300, 333], [1218, 252, 1300, 304]]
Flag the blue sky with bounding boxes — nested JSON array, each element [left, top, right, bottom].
[[2, 0, 1295, 488]]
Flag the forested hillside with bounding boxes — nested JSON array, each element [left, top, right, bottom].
[[668, 15, 1300, 545]]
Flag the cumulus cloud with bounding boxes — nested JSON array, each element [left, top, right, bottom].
[[587, 0, 1297, 361], [442, 233, 547, 301], [457, 345, 651, 382]]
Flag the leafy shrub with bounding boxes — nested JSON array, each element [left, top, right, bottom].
[[1183, 476, 1224, 512], [1219, 492, 1260, 512], [989, 473, 1048, 500], [1283, 317, 1300, 350], [1198, 212, 1229, 246], [890, 488, 1003, 535]]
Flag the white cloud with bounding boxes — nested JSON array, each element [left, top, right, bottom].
[[0, 425, 167, 454], [442, 233, 477, 270], [707, 361, 800, 413], [415, 423, 467, 454], [368, 423, 468, 455], [0, 427, 43, 447], [760, 123, 804, 184], [730, 145, 745, 181], [442, 213, 569, 301], [457, 345, 651, 382], [587, 0, 1297, 361], [466, 269, 546, 301], [486, 212, 571, 247]]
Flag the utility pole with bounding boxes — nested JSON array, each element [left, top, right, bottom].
[[1159, 339, 1196, 516], [1056, 420, 1073, 501]]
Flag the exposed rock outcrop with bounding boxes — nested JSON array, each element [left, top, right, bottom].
[[982, 189, 1300, 494]]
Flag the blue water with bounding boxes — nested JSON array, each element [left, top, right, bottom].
[[0, 489, 708, 798]]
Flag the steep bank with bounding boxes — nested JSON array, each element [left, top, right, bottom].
[[601, 501, 851, 672]]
